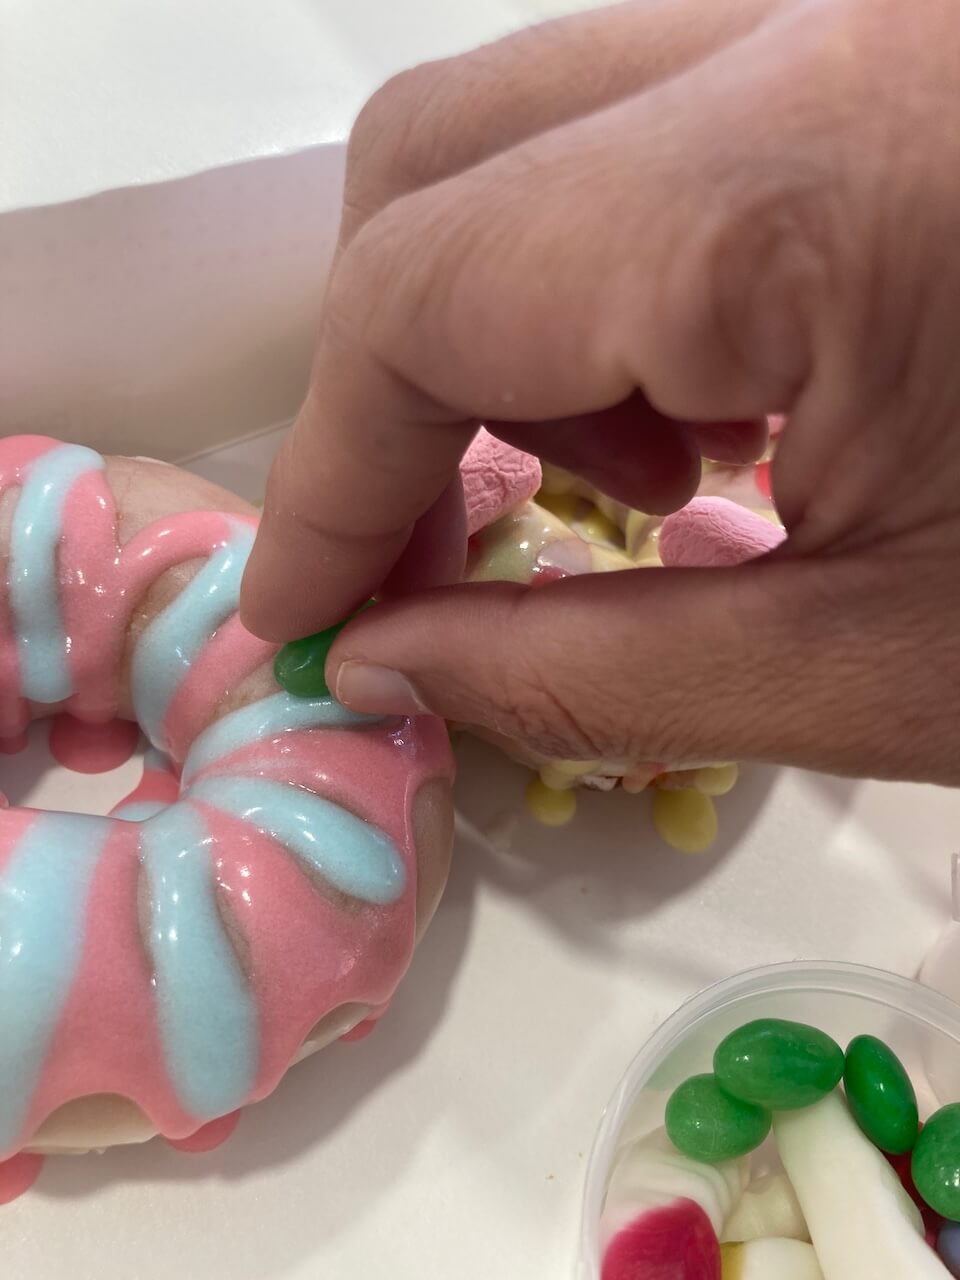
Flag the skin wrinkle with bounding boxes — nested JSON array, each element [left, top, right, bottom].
[[345, 0, 782, 227]]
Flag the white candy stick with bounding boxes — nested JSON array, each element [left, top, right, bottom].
[[720, 1238, 823, 1278], [600, 1127, 747, 1253], [721, 1172, 809, 1243], [774, 1093, 950, 1280]]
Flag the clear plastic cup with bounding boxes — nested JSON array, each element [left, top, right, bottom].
[[578, 961, 960, 1279]]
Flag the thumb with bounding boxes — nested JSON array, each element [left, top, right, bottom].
[[326, 554, 953, 782]]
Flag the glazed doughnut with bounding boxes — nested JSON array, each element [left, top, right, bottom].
[[0, 435, 455, 1160], [464, 431, 786, 849]]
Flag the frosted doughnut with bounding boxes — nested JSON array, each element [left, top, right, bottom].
[[0, 436, 455, 1159], [465, 442, 786, 848]]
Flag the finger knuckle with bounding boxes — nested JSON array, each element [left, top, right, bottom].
[[346, 63, 448, 220]]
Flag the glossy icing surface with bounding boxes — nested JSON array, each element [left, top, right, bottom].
[[0, 436, 453, 1160]]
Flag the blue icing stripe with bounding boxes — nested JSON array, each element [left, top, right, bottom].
[[9, 444, 105, 704], [181, 692, 377, 786], [131, 520, 255, 751], [0, 812, 111, 1152], [141, 802, 257, 1120], [188, 775, 406, 905]]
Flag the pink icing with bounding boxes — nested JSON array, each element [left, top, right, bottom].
[[49, 715, 141, 774], [461, 428, 542, 536], [163, 615, 275, 759], [166, 1111, 241, 1154], [12, 724, 456, 1152], [0, 437, 261, 751], [0, 1153, 44, 1205], [659, 497, 786, 569]]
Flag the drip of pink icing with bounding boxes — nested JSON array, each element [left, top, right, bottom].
[[0, 1153, 44, 1205], [166, 1111, 240, 1153], [49, 715, 141, 774]]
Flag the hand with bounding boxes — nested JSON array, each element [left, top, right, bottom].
[[241, 0, 960, 784]]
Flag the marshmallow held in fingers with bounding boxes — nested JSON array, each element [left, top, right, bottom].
[[460, 429, 542, 536], [659, 497, 786, 568]]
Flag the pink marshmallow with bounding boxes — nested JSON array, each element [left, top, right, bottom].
[[659, 497, 786, 568], [460, 428, 542, 536]]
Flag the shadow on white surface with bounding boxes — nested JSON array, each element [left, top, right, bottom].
[[450, 735, 791, 965], [802, 769, 955, 919]]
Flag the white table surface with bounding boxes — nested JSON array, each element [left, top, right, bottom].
[[6, 434, 960, 1279], [1, 0, 609, 210]]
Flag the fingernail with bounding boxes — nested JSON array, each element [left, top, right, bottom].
[[334, 661, 431, 715]]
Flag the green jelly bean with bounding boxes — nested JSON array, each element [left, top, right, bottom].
[[273, 602, 375, 698], [844, 1035, 919, 1154], [714, 1018, 844, 1110], [665, 1073, 771, 1164], [912, 1103, 960, 1220]]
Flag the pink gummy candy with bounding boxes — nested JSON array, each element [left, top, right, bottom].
[[659, 497, 785, 569], [460, 428, 542, 536], [602, 1198, 721, 1280]]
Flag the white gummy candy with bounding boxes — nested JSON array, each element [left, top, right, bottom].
[[721, 1172, 809, 1243], [774, 1093, 950, 1280], [720, 1237, 823, 1278]]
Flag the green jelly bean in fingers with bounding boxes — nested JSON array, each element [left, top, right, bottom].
[[274, 601, 376, 698]]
